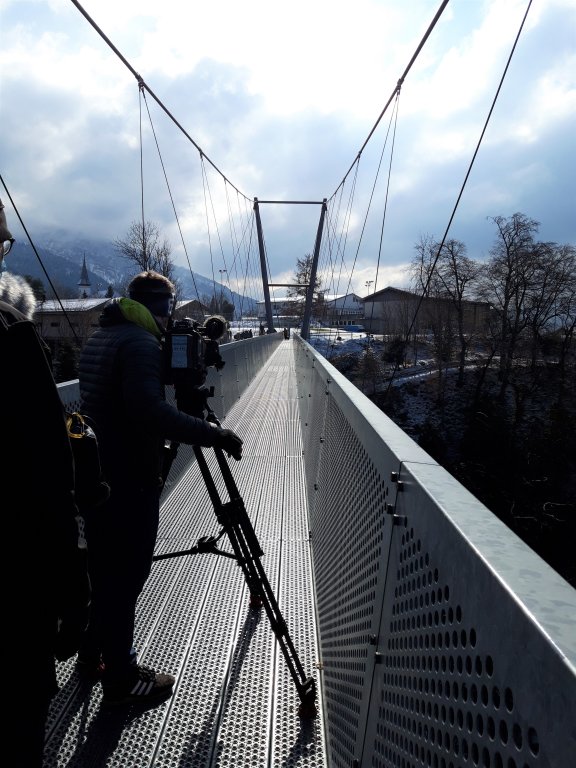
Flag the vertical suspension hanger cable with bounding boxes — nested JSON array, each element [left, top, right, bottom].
[[199, 154, 218, 298], [322, 187, 349, 341], [320, 88, 399, 367], [138, 83, 147, 265], [361, 94, 401, 393], [344, 91, 401, 316], [328, 162, 361, 344], [140, 86, 203, 301]]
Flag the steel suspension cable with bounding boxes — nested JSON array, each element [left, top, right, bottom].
[[139, 86, 203, 301], [329, 0, 450, 202], [0, 176, 81, 339], [70, 0, 250, 203]]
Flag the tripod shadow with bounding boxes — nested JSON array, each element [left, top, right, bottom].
[[176, 603, 320, 766], [43, 671, 93, 767], [278, 716, 322, 767], [177, 605, 263, 766]]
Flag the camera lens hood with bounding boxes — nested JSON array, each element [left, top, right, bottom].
[[203, 315, 226, 340]]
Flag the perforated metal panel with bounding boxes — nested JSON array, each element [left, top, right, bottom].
[[298, 376, 399, 767], [361, 458, 576, 768], [293, 334, 576, 768]]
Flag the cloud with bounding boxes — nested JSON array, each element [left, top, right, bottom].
[[1, 0, 574, 300]]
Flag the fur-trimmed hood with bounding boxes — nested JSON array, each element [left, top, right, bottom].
[[0, 272, 37, 319]]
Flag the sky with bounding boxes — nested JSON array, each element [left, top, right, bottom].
[[1, 0, 575, 299]]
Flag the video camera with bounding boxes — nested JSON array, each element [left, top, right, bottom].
[[164, 315, 226, 418]]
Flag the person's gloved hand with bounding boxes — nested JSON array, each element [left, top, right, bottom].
[[214, 427, 243, 460]]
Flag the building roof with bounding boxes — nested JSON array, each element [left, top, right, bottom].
[[35, 298, 111, 313], [364, 285, 492, 309], [175, 298, 208, 309], [325, 293, 362, 303], [364, 286, 417, 301]]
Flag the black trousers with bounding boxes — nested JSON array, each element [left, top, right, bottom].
[[80, 482, 160, 686]]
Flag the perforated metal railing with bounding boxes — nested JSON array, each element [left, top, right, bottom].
[[52, 333, 576, 768], [293, 333, 576, 768]]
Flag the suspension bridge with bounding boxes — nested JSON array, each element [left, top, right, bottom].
[[3, 1, 575, 764]]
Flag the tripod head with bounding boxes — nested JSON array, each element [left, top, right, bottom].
[[174, 383, 220, 423]]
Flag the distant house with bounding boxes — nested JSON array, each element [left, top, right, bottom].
[[173, 298, 210, 323], [363, 286, 492, 336], [256, 295, 302, 323], [256, 292, 365, 327], [34, 297, 112, 347], [321, 293, 364, 326]]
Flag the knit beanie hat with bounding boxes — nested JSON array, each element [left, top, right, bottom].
[[128, 270, 175, 317]]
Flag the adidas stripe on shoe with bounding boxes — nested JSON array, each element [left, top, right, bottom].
[[102, 665, 175, 707]]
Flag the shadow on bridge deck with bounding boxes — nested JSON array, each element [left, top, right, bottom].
[[44, 339, 326, 768]]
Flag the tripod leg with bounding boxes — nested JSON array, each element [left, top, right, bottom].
[[197, 445, 317, 718]]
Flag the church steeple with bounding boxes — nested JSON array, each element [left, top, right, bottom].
[[78, 253, 91, 298]]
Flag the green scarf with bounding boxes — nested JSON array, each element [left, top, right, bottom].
[[118, 297, 162, 339]]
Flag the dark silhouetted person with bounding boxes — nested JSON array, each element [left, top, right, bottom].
[[1, 202, 91, 766]]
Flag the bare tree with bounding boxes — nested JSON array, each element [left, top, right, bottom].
[[524, 242, 576, 369], [411, 235, 483, 389], [115, 221, 170, 273], [478, 213, 540, 397], [554, 251, 576, 381], [114, 220, 183, 300], [411, 234, 440, 295], [437, 239, 483, 384]]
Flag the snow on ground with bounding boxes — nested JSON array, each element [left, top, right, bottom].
[[307, 327, 370, 356], [307, 328, 436, 378], [306, 327, 447, 435]]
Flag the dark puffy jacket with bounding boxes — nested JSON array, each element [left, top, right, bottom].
[[1, 300, 90, 664], [79, 301, 219, 489]]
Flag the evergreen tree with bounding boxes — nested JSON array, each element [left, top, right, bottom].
[[52, 340, 79, 383]]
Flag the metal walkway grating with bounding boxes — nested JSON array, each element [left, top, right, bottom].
[[44, 340, 327, 768]]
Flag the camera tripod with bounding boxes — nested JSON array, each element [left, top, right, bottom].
[[153, 386, 317, 719]]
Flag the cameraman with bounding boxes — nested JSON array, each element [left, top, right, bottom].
[[77, 270, 242, 707]]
